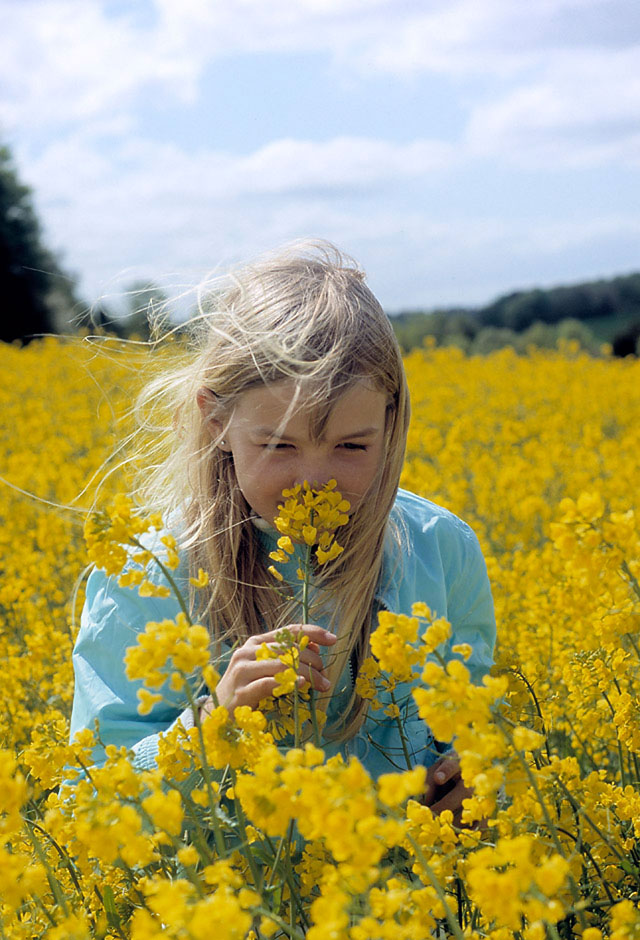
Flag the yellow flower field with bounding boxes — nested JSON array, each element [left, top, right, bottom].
[[1, 336, 639, 939]]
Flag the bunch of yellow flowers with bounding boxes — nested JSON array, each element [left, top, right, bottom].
[[1, 336, 640, 938]]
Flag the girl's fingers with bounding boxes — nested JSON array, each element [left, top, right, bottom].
[[236, 676, 284, 708], [297, 657, 331, 690], [215, 626, 336, 711], [244, 641, 328, 687], [256, 643, 325, 673], [199, 695, 215, 720], [249, 624, 337, 647], [423, 753, 462, 807], [239, 655, 330, 694], [236, 672, 322, 709], [429, 779, 473, 818], [432, 756, 461, 786], [422, 751, 474, 822]]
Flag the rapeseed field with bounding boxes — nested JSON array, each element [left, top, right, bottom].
[[1, 336, 639, 939]]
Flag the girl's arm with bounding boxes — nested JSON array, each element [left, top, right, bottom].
[[427, 518, 496, 821], [444, 524, 496, 686], [71, 571, 337, 774], [69, 566, 192, 776]]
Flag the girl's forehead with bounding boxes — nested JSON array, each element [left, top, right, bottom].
[[234, 379, 386, 434]]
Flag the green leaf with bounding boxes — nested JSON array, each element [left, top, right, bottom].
[[102, 885, 121, 929]]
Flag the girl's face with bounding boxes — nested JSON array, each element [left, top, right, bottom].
[[212, 380, 388, 526]]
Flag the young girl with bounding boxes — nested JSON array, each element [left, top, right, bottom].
[[70, 241, 496, 822]]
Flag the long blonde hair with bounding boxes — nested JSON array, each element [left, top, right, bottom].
[[135, 240, 410, 739]]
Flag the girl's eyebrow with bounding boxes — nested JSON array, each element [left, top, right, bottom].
[[337, 427, 381, 439], [252, 426, 381, 439]]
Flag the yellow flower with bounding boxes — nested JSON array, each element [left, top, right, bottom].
[[277, 535, 294, 554], [512, 726, 545, 752], [189, 567, 210, 588], [272, 479, 350, 566], [137, 688, 163, 715], [272, 667, 299, 697], [377, 766, 426, 807], [125, 614, 210, 691], [369, 609, 425, 682], [452, 642, 472, 660], [142, 789, 184, 837]]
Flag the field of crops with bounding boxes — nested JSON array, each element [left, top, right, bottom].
[[1, 336, 639, 939]]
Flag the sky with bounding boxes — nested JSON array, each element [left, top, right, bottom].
[[1, 0, 639, 317]]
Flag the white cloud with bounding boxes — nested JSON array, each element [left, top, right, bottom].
[[0, 0, 197, 132], [25, 133, 456, 207], [29, 126, 640, 311], [3, 0, 638, 135], [466, 47, 640, 167], [331, 0, 640, 75], [2, 0, 638, 174], [20, 131, 455, 304]]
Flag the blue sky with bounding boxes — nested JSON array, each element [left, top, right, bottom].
[[1, 0, 639, 315]]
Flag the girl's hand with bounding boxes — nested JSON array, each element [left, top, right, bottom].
[[422, 750, 473, 827], [200, 624, 337, 716]]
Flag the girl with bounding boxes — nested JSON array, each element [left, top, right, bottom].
[[70, 241, 496, 822]]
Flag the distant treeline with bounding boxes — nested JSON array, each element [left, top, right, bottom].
[[391, 272, 640, 357]]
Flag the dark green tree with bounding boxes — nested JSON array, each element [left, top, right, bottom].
[[0, 143, 79, 343]]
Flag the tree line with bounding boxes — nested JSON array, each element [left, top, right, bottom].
[[391, 274, 640, 357]]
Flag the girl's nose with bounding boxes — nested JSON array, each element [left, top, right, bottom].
[[294, 462, 332, 489]]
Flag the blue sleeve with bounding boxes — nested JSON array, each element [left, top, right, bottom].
[[69, 565, 191, 773], [430, 522, 496, 758], [444, 525, 496, 687], [387, 493, 497, 763]]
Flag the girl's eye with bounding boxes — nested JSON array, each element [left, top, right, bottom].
[[262, 442, 292, 450], [339, 442, 367, 451]]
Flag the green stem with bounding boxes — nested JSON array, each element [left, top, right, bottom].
[[601, 690, 628, 789], [165, 782, 215, 866], [254, 906, 306, 940], [403, 829, 465, 940], [552, 776, 630, 866], [266, 832, 288, 890], [282, 824, 310, 931], [293, 680, 300, 749], [563, 715, 599, 772], [301, 544, 311, 624], [510, 667, 551, 764], [230, 768, 263, 892], [390, 689, 413, 770], [621, 559, 640, 602], [94, 880, 149, 920], [26, 818, 86, 902], [25, 822, 69, 916], [301, 543, 322, 747], [185, 683, 227, 858], [555, 826, 615, 904], [500, 721, 589, 929], [129, 537, 192, 623], [625, 631, 640, 661], [263, 832, 310, 931]]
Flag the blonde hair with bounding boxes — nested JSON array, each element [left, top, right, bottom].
[[135, 240, 410, 740]]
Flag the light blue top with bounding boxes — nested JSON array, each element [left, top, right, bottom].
[[69, 489, 496, 781]]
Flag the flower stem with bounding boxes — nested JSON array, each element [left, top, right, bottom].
[[390, 689, 413, 770], [301, 541, 322, 747]]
